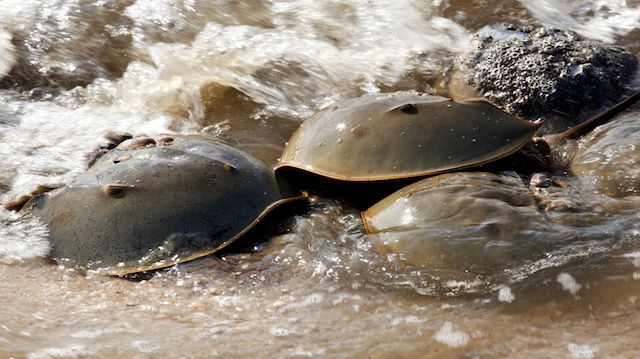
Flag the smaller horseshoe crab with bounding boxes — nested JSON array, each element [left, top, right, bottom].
[[13, 134, 304, 275], [276, 90, 640, 183], [360, 172, 572, 272], [570, 113, 640, 197]]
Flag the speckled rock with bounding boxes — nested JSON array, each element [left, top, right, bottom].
[[462, 24, 638, 130]]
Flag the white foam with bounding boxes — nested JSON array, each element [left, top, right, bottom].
[[27, 344, 91, 359], [557, 272, 582, 296], [0, 99, 171, 199], [124, 0, 194, 46], [567, 342, 598, 359], [117, 0, 469, 119], [498, 286, 515, 303], [0, 0, 38, 29], [521, 0, 640, 42], [0, 29, 15, 78], [0, 210, 49, 263], [433, 322, 470, 348]]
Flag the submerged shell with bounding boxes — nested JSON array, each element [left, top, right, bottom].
[[24, 135, 303, 275], [276, 92, 539, 181], [361, 172, 569, 273], [571, 113, 640, 197]]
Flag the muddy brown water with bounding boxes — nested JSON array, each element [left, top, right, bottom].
[[1, 1, 640, 357]]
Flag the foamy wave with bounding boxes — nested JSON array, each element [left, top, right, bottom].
[[118, 0, 468, 119], [0, 29, 14, 78], [0, 0, 136, 88], [521, 0, 640, 42], [0, 209, 49, 263], [0, 0, 36, 28], [0, 99, 172, 198]]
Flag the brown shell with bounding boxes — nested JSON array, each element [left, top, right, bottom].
[[570, 114, 640, 197], [361, 172, 560, 272], [276, 92, 540, 181]]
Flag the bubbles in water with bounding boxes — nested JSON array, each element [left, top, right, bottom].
[[433, 322, 470, 348], [498, 286, 515, 303], [557, 272, 582, 296], [567, 342, 598, 359]]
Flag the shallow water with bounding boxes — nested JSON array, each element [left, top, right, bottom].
[[1, 0, 640, 357]]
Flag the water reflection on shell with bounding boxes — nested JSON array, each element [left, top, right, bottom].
[[362, 172, 571, 273], [572, 113, 640, 197]]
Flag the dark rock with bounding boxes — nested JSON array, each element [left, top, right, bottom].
[[462, 24, 638, 131]]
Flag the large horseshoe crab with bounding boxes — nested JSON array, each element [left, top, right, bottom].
[[276, 90, 640, 183], [13, 134, 304, 276], [276, 93, 540, 181]]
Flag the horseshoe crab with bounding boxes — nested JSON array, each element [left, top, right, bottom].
[[360, 172, 573, 272], [15, 134, 304, 275], [361, 169, 640, 273], [570, 112, 640, 197], [276, 89, 640, 273], [276, 90, 640, 182]]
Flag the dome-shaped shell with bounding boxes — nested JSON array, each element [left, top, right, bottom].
[[570, 113, 640, 197], [24, 135, 304, 275], [361, 172, 563, 273], [276, 92, 540, 181]]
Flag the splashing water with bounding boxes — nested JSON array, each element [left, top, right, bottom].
[[0, 0, 639, 357], [521, 0, 640, 42], [0, 209, 49, 263]]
